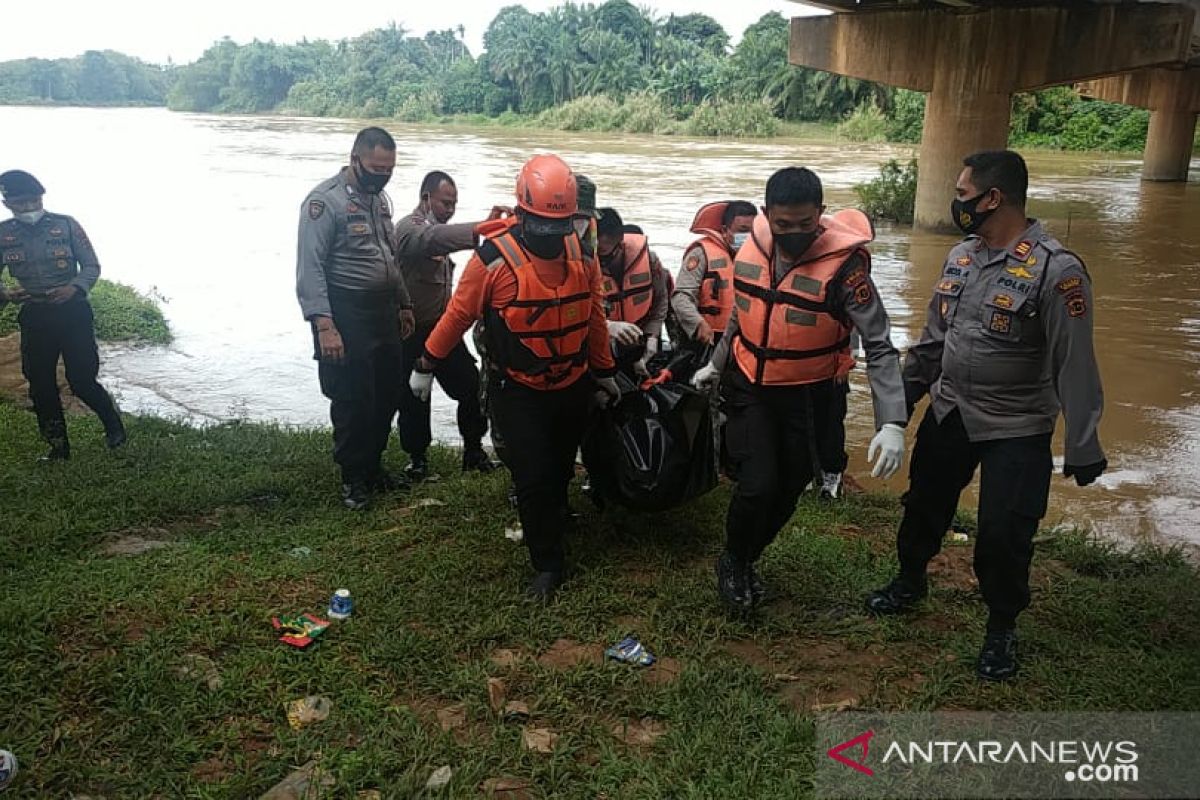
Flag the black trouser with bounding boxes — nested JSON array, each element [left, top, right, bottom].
[[897, 407, 1052, 632], [815, 378, 850, 475], [316, 291, 402, 485], [723, 371, 842, 563], [19, 297, 121, 446], [491, 377, 590, 572], [397, 324, 487, 459]]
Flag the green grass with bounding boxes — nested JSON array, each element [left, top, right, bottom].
[[0, 279, 170, 344], [0, 404, 1197, 797]]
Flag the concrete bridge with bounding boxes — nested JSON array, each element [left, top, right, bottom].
[[786, 1, 1199, 229]]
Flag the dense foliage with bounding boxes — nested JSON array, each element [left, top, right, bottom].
[[0, 280, 170, 343], [0, 50, 171, 106], [0, 2, 1174, 148], [854, 159, 919, 225]]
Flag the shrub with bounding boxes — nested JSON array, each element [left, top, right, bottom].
[[685, 99, 779, 137], [537, 95, 626, 131], [0, 279, 171, 343], [854, 159, 918, 225], [837, 100, 888, 143], [886, 89, 925, 143]]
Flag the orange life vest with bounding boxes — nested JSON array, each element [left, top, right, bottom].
[[731, 210, 873, 386], [601, 233, 653, 324], [690, 234, 734, 331], [481, 219, 592, 391]]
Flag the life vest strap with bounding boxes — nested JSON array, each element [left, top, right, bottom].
[[736, 332, 851, 361], [509, 320, 589, 340], [733, 278, 831, 314]]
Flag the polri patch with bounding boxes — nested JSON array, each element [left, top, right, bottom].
[[989, 311, 1012, 333], [308, 199, 326, 220], [1013, 240, 1033, 259], [1056, 276, 1083, 294], [1065, 291, 1087, 318]]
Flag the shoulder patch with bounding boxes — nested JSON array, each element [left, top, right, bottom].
[[1013, 240, 1033, 260], [1055, 276, 1083, 294], [1064, 290, 1087, 318], [308, 199, 326, 220], [956, 256, 972, 267]]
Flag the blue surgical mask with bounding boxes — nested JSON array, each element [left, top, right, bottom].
[[731, 232, 749, 251]]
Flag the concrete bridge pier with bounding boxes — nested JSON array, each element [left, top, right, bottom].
[[1083, 67, 1200, 181]]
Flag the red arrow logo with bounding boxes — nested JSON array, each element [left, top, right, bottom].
[[827, 730, 875, 777]]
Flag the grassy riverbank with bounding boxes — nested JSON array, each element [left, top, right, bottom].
[[1, 406, 1197, 797], [0, 279, 170, 344]]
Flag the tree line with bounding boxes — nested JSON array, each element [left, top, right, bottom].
[[0, 1, 1160, 149]]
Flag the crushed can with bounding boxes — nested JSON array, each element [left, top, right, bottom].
[[327, 588, 353, 620], [605, 636, 656, 667]]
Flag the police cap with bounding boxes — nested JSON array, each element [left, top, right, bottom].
[[0, 170, 46, 200]]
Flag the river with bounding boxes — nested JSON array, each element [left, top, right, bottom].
[[1, 106, 1197, 551]]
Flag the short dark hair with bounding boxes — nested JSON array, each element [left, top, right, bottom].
[[352, 126, 396, 156], [420, 171, 455, 197], [765, 168, 823, 209], [597, 207, 624, 237], [963, 150, 1028, 206], [722, 200, 757, 227]]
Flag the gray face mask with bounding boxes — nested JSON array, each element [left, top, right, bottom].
[[15, 210, 44, 226]]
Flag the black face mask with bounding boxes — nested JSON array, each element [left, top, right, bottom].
[[776, 230, 819, 259], [951, 191, 996, 235], [353, 158, 391, 194], [524, 233, 565, 260]]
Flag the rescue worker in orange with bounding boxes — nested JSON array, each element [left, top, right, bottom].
[[595, 208, 670, 378], [670, 200, 757, 352], [409, 155, 618, 601], [692, 167, 907, 611]]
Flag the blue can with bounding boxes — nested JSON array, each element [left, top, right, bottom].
[[327, 588, 353, 620]]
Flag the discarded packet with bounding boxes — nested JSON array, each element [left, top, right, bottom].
[[605, 636, 656, 667], [272, 613, 331, 648]]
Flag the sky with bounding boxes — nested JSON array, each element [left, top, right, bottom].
[[3, 0, 825, 65]]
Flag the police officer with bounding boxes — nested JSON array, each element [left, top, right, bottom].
[[393, 170, 509, 482], [296, 127, 415, 510], [410, 155, 618, 601], [692, 167, 907, 611], [866, 150, 1105, 682], [670, 200, 757, 352], [0, 170, 125, 460], [595, 208, 670, 378]]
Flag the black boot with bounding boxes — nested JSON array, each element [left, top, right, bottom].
[[340, 481, 371, 510], [865, 574, 928, 615], [38, 419, 70, 462], [104, 415, 128, 449], [716, 552, 753, 612], [747, 562, 767, 606], [462, 446, 497, 473], [369, 467, 409, 494], [977, 629, 1019, 682], [403, 454, 430, 483], [526, 570, 564, 603]]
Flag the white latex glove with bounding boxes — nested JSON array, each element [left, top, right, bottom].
[[691, 363, 720, 392], [868, 423, 905, 479], [595, 375, 621, 408], [409, 370, 434, 402], [607, 320, 642, 347]]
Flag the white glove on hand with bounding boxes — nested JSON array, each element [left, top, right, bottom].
[[868, 423, 905, 479], [595, 375, 620, 408], [607, 320, 642, 347], [691, 363, 720, 392], [409, 370, 434, 402]]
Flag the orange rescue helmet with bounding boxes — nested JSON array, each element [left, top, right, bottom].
[[515, 154, 578, 219]]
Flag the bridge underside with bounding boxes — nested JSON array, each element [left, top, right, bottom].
[[787, 2, 1198, 229]]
